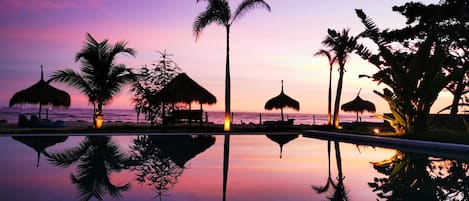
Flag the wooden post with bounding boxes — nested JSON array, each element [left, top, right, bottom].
[[259, 113, 262, 125]]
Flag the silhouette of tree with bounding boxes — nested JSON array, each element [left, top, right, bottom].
[[314, 50, 337, 126], [432, 160, 469, 200], [320, 29, 364, 128], [193, 0, 271, 130], [355, 6, 466, 135], [45, 136, 130, 201], [390, 1, 469, 115], [129, 136, 183, 200], [128, 135, 215, 200], [50, 33, 136, 127], [367, 151, 469, 200], [130, 50, 181, 125]]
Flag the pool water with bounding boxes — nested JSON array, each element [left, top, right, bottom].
[[0, 134, 467, 201]]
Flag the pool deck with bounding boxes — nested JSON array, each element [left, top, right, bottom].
[[303, 130, 469, 160]]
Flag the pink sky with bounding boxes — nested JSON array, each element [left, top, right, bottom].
[[1, 0, 449, 114]]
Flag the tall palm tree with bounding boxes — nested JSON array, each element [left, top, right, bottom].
[[193, 0, 271, 131], [321, 29, 361, 128], [314, 50, 336, 126], [51, 33, 136, 126]]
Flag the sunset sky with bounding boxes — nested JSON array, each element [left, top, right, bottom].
[[1, 0, 449, 115]]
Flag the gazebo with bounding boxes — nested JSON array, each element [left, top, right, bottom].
[[154, 73, 216, 125]]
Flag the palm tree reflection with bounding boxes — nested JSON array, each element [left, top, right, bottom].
[[45, 136, 130, 201], [369, 151, 469, 200], [312, 141, 349, 201], [129, 135, 215, 200]]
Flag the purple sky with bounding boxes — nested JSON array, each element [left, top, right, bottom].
[[1, 0, 448, 114]]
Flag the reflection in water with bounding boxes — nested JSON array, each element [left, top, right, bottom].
[[45, 136, 130, 201], [12, 136, 68, 167], [369, 151, 469, 200], [313, 140, 349, 201], [265, 134, 299, 158], [129, 135, 215, 200], [223, 134, 230, 201]]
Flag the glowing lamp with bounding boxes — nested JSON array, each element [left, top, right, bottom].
[[373, 128, 380, 134], [224, 113, 230, 132], [95, 112, 104, 129]]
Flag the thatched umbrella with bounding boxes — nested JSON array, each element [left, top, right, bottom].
[[9, 66, 70, 119], [12, 136, 68, 167], [265, 80, 300, 121], [156, 73, 216, 106], [341, 89, 376, 122], [266, 134, 299, 158]]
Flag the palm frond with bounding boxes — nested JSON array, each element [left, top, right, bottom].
[[355, 9, 385, 46], [314, 49, 337, 66], [232, 0, 271, 22], [193, 1, 230, 40]]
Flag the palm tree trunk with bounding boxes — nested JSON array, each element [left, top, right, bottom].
[[328, 65, 333, 126], [225, 25, 231, 131], [333, 67, 345, 128]]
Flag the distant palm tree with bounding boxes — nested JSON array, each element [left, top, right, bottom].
[[193, 0, 271, 130], [314, 50, 336, 126], [51, 33, 136, 126], [321, 29, 361, 128]]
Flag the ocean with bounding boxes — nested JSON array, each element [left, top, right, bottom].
[[0, 107, 382, 125]]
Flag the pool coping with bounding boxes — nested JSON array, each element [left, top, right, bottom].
[[302, 130, 469, 160]]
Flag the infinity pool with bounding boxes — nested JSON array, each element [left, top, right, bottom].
[[0, 134, 467, 201]]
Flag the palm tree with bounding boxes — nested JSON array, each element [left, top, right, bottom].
[[51, 33, 136, 127], [321, 29, 361, 128], [193, 0, 271, 131], [314, 50, 336, 126]]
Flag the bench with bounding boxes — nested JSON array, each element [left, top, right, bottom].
[[165, 110, 203, 126]]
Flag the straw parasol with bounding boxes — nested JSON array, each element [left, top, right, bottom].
[[265, 80, 300, 121], [266, 134, 299, 158], [9, 65, 70, 119], [156, 73, 216, 106], [12, 136, 68, 167], [341, 89, 376, 122]]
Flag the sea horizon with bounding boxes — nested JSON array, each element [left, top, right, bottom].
[[0, 106, 381, 125]]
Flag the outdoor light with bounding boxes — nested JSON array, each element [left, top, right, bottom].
[[95, 111, 104, 129], [224, 113, 230, 132], [373, 128, 380, 134]]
